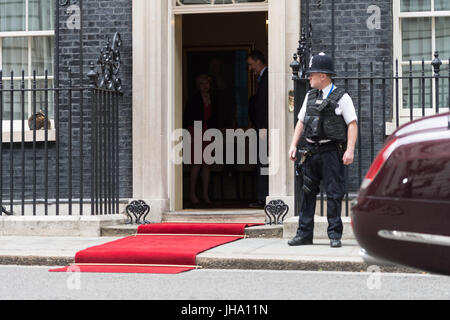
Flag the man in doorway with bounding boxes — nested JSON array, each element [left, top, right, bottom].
[[247, 50, 269, 209], [288, 52, 358, 248]]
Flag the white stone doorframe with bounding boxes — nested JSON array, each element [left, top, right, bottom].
[[132, 0, 300, 221]]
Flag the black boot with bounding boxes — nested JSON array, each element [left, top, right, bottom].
[[330, 239, 342, 248], [288, 236, 313, 246]]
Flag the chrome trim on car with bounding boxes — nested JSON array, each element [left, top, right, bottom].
[[378, 230, 450, 247]]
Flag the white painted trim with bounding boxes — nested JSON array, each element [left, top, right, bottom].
[[172, 3, 268, 15], [389, 0, 401, 133], [26, 0, 29, 31], [1, 120, 56, 142], [167, 9, 184, 211], [168, 5, 175, 212], [0, 31, 55, 37], [399, 11, 450, 18], [1, 128, 56, 143]]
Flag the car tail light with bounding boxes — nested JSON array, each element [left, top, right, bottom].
[[361, 138, 398, 189]]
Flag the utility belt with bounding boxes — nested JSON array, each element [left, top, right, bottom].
[[295, 140, 346, 196], [305, 141, 340, 155], [297, 141, 346, 171]]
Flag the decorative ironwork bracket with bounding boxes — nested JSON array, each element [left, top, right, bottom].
[[125, 200, 150, 225], [431, 51, 442, 76], [87, 32, 123, 93], [59, 0, 77, 6], [264, 200, 289, 225]]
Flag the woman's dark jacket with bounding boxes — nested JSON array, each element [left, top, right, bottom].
[[183, 92, 219, 129]]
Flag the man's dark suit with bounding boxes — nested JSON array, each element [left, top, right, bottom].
[[249, 68, 268, 131], [249, 67, 269, 205]]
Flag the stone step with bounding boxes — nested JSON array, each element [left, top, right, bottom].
[[101, 224, 138, 237], [0, 214, 128, 237], [161, 209, 266, 224], [100, 223, 284, 238], [282, 216, 355, 240], [100, 212, 355, 240], [101, 210, 270, 237]]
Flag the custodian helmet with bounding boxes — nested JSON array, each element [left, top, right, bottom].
[[307, 52, 336, 76]]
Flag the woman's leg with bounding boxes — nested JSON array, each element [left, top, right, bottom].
[[201, 165, 212, 204], [190, 164, 201, 204]]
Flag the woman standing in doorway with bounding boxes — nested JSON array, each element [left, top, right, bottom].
[[184, 74, 218, 206]]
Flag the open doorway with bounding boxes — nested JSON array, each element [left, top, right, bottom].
[[181, 12, 268, 209]]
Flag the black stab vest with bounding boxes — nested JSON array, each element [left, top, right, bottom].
[[303, 87, 348, 143]]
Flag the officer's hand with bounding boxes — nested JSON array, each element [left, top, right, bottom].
[[342, 149, 354, 165], [288, 145, 297, 161]]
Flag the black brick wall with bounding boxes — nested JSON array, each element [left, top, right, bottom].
[[302, 0, 393, 191], [1, 0, 132, 203], [57, 0, 133, 199]]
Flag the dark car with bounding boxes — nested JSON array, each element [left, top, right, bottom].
[[351, 112, 450, 275]]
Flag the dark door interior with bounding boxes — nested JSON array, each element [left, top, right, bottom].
[[182, 12, 267, 209]]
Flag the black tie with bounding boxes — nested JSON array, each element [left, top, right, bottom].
[[319, 90, 323, 99]]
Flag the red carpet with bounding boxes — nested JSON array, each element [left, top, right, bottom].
[[49, 223, 261, 274]]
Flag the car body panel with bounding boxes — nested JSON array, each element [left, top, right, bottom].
[[352, 112, 450, 275]]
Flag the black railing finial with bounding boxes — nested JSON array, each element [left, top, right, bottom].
[[432, 51, 442, 76], [87, 62, 98, 88]]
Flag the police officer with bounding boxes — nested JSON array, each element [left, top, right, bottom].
[[288, 53, 358, 248]]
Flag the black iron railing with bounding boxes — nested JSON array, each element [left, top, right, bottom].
[[0, 33, 123, 217], [291, 51, 450, 217], [0, 71, 121, 216]]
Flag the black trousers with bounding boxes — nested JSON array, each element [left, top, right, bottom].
[[256, 163, 269, 203], [296, 149, 345, 240], [256, 129, 269, 203]]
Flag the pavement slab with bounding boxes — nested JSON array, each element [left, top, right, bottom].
[[0, 236, 419, 273]]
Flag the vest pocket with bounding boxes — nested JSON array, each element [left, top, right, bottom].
[[304, 115, 321, 139], [323, 116, 347, 141]]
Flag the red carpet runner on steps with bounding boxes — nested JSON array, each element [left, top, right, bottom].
[[49, 223, 262, 274]]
